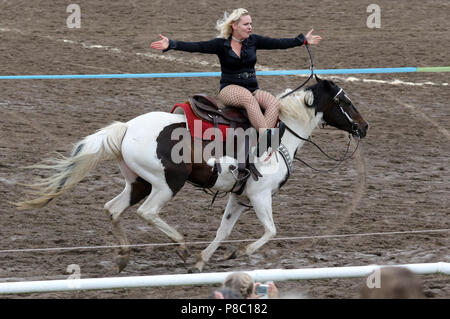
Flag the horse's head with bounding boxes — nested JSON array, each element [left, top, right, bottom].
[[309, 76, 368, 138]]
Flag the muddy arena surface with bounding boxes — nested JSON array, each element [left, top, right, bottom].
[[0, 0, 449, 299]]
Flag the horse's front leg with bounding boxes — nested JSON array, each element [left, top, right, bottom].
[[245, 191, 276, 255], [193, 193, 246, 272], [226, 191, 276, 259]]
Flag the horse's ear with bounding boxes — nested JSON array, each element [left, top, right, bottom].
[[304, 90, 314, 107], [315, 74, 321, 82]]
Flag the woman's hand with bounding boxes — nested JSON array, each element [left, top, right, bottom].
[[150, 34, 169, 51], [305, 28, 322, 45]]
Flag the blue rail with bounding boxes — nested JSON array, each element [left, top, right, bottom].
[[0, 67, 424, 80]]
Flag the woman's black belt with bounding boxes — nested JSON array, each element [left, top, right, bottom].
[[222, 72, 256, 80]]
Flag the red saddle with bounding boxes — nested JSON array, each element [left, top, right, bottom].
[[171, 94, 251, 142]]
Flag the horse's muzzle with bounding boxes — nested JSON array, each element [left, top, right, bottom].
[[353, 122, 368, 138]]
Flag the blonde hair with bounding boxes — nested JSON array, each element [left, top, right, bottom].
[[223, 272, 254, 298], [216, 8, 249, 39]]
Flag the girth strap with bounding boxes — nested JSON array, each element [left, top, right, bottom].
[[212, 115, 222, 174]]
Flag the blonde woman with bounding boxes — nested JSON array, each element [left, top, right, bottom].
[[151, 8, 322, 131]]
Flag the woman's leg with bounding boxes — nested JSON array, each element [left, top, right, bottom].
[[218, 85, 268, 130], [253, 89, 281, 128], [218, 85, 265, 179]]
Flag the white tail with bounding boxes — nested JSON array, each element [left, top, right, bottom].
[[15, 122, 128, 209]]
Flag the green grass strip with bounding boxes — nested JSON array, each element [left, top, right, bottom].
[[417, 66, 450, 72]]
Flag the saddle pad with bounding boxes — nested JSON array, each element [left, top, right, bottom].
[[171, 102, 230, 142]]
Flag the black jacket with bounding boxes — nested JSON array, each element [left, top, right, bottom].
[[164, 33, 306, 92]]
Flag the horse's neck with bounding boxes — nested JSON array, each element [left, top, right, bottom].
[[280, 114, 322, 156]]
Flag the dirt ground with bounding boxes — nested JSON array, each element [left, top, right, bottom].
[[0, 0, 449, 299]]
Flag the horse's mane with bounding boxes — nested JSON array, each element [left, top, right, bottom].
[[277, 89, 315, 126]]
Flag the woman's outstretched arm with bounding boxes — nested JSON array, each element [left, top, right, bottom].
[[150, 34, 221, 54]]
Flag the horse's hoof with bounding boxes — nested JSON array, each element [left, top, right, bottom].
[[223, 247, 238, 260], [114, 254, 129, 273], [224, 247, 247, 260], [191, 259, 204, 273], [176, 246, 190, 263], [188, 267, 202, 274]]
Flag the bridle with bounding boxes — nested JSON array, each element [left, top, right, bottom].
[[322, 88, 360, 135], [277, 44, 361, 173], [280, 87, 361, 173]]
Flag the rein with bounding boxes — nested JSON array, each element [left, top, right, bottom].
[[293, 134, 360, 173], [280, 43, 315, 99], [281, 104, 361, 172]]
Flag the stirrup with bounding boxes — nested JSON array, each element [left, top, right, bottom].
[[229, 165, 250, 182]]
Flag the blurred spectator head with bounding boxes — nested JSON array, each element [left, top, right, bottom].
[[360, 266, 425, 299], [223, 272, 255, 299]]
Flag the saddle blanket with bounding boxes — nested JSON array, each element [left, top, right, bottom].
[[171, 102, 230, 142]]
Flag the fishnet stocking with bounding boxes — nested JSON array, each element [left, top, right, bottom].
[[253, 89, 280, 128], [218, 85, 280, 129]]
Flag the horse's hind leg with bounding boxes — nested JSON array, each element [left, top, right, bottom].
[[104, 160, 151, 272], [136, 183, 189, 262], [104, 187, 132, 273]]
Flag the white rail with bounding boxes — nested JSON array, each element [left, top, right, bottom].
[[0, 262, 449, 295]]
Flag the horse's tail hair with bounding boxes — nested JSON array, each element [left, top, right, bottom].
[[14, 121, 128, 210]]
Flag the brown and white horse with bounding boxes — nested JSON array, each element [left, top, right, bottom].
[[16, 77, 368, 272]]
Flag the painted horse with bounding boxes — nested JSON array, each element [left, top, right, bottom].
[[16, 76, 368, 272]]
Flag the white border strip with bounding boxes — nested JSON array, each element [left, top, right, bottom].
[[0, 262, 448, 294]]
